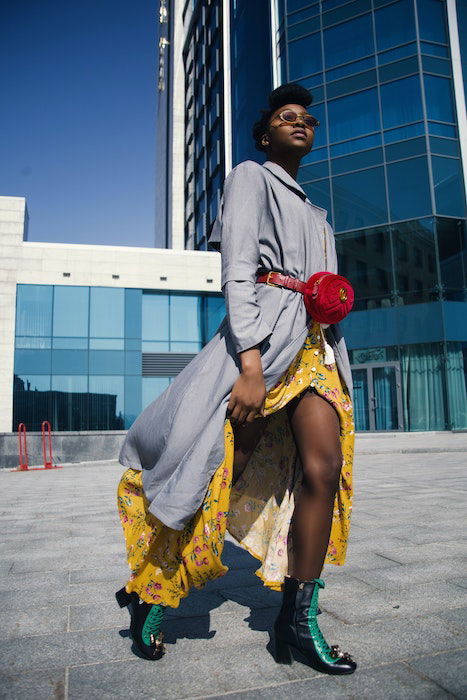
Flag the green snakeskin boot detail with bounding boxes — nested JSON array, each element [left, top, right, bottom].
[[116, 587, 166, 660], [274, 576, 356, 675]]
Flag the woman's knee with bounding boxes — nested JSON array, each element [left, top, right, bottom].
[[301, 450, 343, 494]]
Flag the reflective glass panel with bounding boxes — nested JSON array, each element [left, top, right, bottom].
[[15, 349, 51, 375], [124, 375, 142, 429], [387, 157, 432, 221], [13, 374, 51, 432], [125, 288, 142, 339], [351, 369, 370, 430], [89, 338, 124, 350], [89, 350, 125, 375], [374, 366, 399, 430], [125, 350, 141, 375], [51, 350, 88, 375], [385, 137, 426, 162], [287, 16, 320, 40], [417, 0, 448, 44], [437, 218, 467, 300], [428, 122, 457, 138], [90, 288, 124, 338], [142, 293, 169, 342], [89, 376, 125, 430], [420, 42, 449, 58], [400, 342, 446, 430], [51, 376, 88, 431], [383, 122, 424, 143], [422, 55, 451, 76], [328, 88, 380, 143], [330, 132, 381, 157], [335, 226, 393, 309], [205, 295, 226, 341], [326, 56, 375, 82], [16, 285, 52, 337], [378, 56, 419, 83], [15, 337, 51, 349], [302, 179, 331, 216], [332, 167, 387, 232], [331, 147, 383, 175], [53, 286, 88, 337], [288, 31, 322, 80], [298, 160, 330, 183], [380, 76, 423, 129], [53, 338, 88, 349], [323, 0, 371, 26], [378, 42, 417, 65], [323, 14, 374, 69], [424, 75, 455, 123], [327, 69, 377, 99], [429, 137, 459, 157], [170, 294, 202, 344], [392, 219, 438, 304], [142, 377, 171, 410], [432, 157, 466, 217], [375, 0, 415, 51]]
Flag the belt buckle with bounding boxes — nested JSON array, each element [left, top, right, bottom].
[[266, 271, 280, 287]]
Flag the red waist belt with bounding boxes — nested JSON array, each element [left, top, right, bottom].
[[256, 270, 354, 324]]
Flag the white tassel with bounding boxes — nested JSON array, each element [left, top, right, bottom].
[[320, 324, 335, 366]]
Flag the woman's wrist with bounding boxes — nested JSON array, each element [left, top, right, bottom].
[[239, 347, 263, 376]]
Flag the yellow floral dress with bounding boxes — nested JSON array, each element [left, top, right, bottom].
[[117, 322, 354, 607]]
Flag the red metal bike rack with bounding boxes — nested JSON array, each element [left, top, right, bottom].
[[42, 421, 53, 469], [12, 422, 62, 472], [18, 423, 29, 471]]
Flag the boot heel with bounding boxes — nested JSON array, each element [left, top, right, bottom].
[[115, 587, 132, 608], [275, 636, 293, 665]]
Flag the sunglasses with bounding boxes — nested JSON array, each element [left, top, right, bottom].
[[272, 109, 320, 129]]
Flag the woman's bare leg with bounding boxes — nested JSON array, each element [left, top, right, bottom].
[[287, 389, 342, 580], [232, 417, 268, 485]]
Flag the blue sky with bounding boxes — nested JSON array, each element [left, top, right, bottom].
[[0, 1, 157, 247]]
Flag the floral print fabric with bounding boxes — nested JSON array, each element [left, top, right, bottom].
[[117, 322, 354, 607]]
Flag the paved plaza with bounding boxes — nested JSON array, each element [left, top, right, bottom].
[[0, 432, 466, 699]]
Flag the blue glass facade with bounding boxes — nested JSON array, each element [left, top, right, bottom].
[[13, 285, 225, 431], [274, 0, 467, 430]]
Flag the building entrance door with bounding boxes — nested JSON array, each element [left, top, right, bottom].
[[351, 362, 404, 431]]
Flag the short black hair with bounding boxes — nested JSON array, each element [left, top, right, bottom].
[[252, 83, 313, 152]]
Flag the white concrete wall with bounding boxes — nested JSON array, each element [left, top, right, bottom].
[[0, 197, 28, 432], [0, 194, 221, 433]]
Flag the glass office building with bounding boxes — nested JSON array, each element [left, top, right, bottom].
[[175, 0, 467, 431], [13, 284, 225, 432]]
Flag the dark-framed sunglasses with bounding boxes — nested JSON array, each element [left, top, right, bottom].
[[272, 109, 320, 129]]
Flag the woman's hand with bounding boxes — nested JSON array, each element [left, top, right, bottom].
[[227, 347, 266, 425]]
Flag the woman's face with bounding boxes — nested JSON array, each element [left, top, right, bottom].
[[265, 103, 315, 157]]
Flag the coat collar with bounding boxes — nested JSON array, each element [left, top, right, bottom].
[[262, 161, 328, 217]]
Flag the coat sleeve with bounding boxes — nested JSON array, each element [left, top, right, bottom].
[[209, 161, 272, 354]]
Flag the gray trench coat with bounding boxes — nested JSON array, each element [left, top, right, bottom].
[[119, 160, 353, 530]]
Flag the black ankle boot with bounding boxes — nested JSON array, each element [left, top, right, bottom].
[[274, 577, 356, 675], [116, 587, 165, 660]]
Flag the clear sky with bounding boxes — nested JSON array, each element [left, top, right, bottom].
[[0, 0, 157, 247]]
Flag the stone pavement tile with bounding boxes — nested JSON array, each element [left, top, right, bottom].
[[451, 577, 467, 589], [11, 554, 122, 574], [321, 581, 467, 624], [406, 650, 467, 698], [316, 613, 466, 668], [339, 551, 404, 573], [69, 564, 129, 584], [69, 601, 131, 632], [0, 668, 66, 700], [204, 662, 452, 700], [67, 641, 310, 700], [0, 604, 68, 640], [351, 559, 465, 589], [0, 627, 133, 673], [0, 579, 119, 610], [434, 607, 467, 633], [0, 571, 69, 592]]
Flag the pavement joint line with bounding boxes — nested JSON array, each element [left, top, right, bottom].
[[64, 665, 69, 700], [399, 659, 458, 698]]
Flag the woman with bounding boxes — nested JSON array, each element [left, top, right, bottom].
[[116, 83, 356, 675]]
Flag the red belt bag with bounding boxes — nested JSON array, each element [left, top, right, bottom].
[[256, 270, 354, 324]]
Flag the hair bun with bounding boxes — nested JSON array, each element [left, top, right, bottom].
[[268, 83, 313, 110]]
